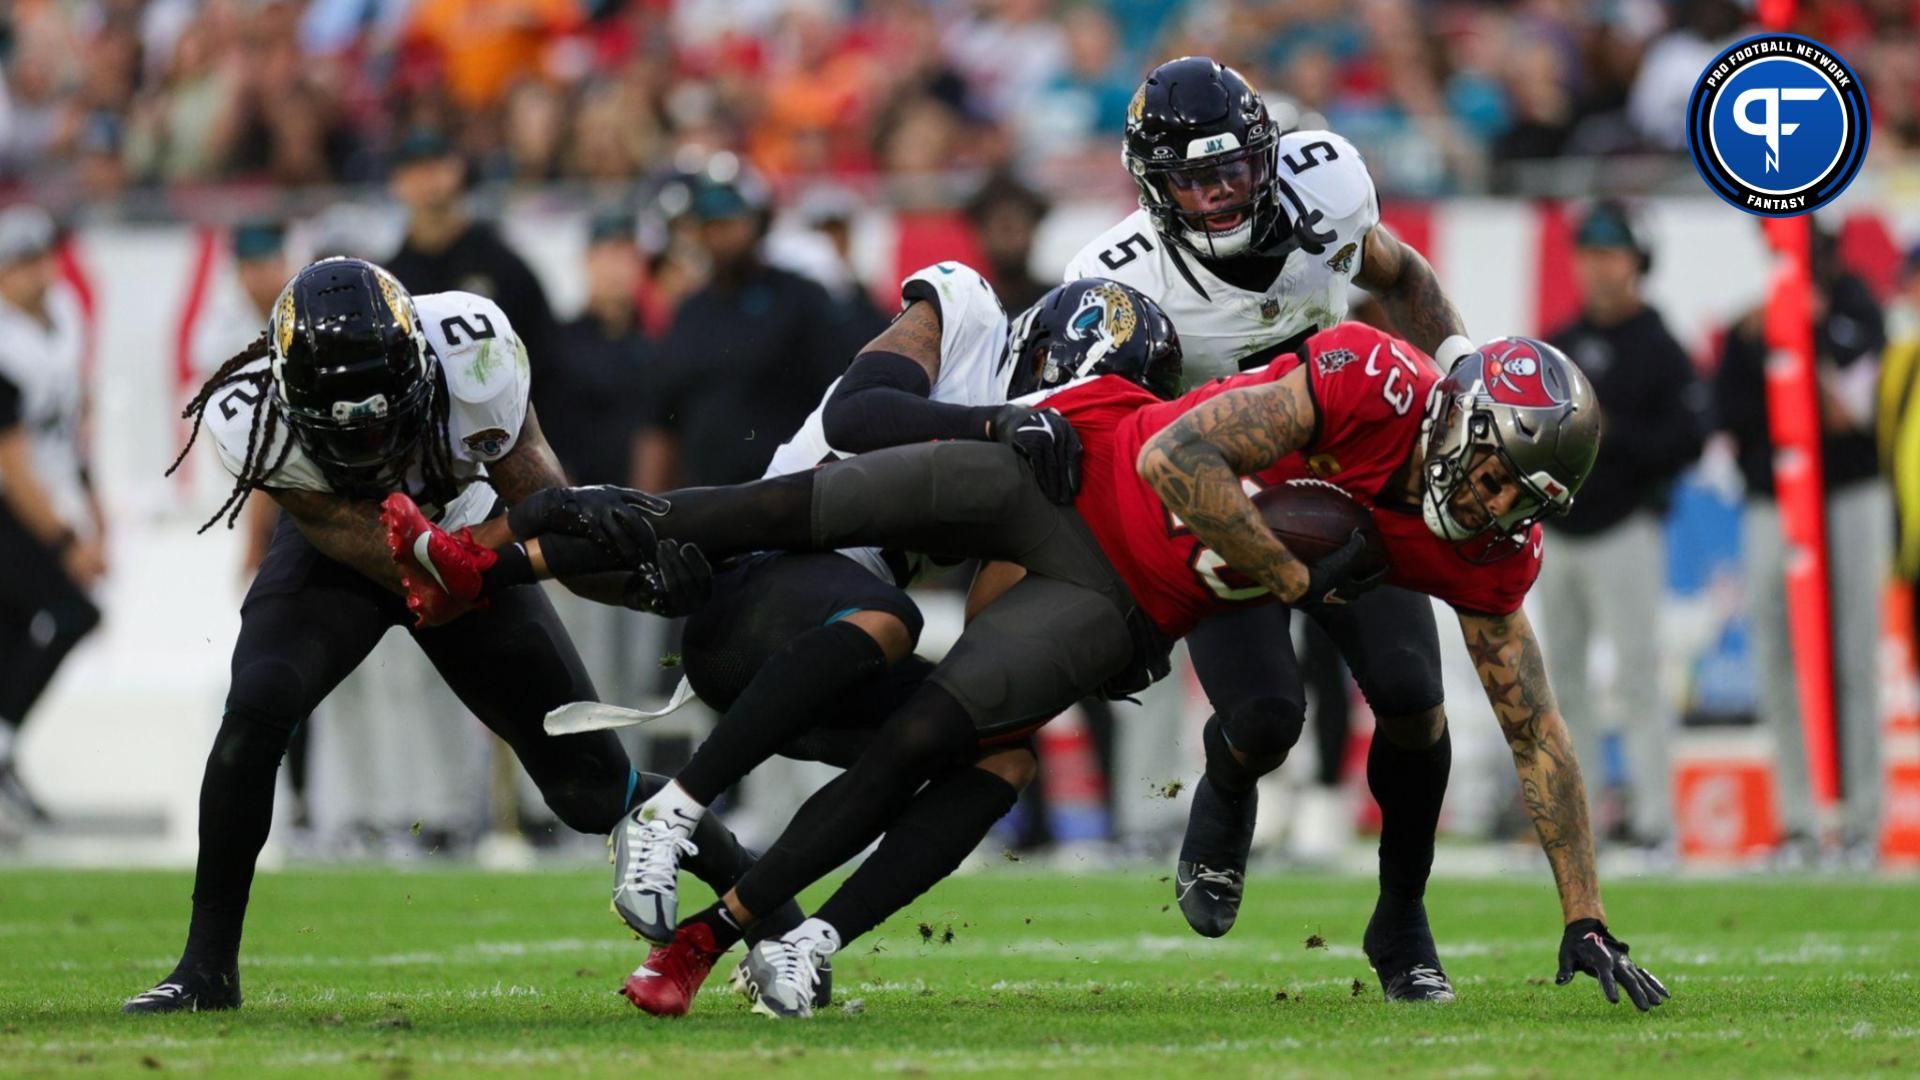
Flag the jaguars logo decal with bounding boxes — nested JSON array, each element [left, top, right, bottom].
[[375, 269, 414, 336], [1070, 283, 1138, 351], [272, 286, 297, 359], [1325, 241, 1358, 275], [1127, 83, 1146, 126], [461, 427, 511, 459]]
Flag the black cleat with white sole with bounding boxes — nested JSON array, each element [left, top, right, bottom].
[[1175, 776, 1256, 938], [123, 968, 242, 1014], [1363, 899, 1456, 1003]]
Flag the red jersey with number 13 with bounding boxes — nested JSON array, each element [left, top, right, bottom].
[[1039, 322, 1541, 640]]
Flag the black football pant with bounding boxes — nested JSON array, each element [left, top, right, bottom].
[[1185, 587, 1449, 906], [636, 443, 1140, 923], [0, 506, 101, 730], [176, 515, 782, 974]]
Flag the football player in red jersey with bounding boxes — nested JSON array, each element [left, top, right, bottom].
[[397, 323, 1667, 1015]]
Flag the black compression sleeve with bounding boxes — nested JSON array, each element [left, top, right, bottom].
[[0, 372, 21, 431], [820, 351, 999, 453]]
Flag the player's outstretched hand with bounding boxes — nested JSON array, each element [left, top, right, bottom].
[[507, 485, 670, 566], [624, 539, 713, 617], [1296, 529, 1386, 609], [1556, 919, 1670, 1011], [989, 404, 1083, 506]]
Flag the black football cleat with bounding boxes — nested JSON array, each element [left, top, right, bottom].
[[1363, 899, 1456, 1003], [123, 968, 242, 1014], [1175, 776, 1257, 938]]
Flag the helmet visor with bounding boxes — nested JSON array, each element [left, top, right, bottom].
[[1144, 146, 1271, 236]]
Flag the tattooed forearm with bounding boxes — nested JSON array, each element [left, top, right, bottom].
[[487, 405, 569, 505], [274, 489, 406, 595], [1137, 369, 1318, 602], [1353, 225, 1467, 358], [1459, 609, 1605, 924], [861, 299, 944, 382]]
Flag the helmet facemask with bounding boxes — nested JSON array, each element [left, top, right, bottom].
[[1418, 339, 1594, 563], [1130, 132, 1282, 260]]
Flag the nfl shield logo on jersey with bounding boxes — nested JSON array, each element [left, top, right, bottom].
[[1259, 296, 1280, 322]]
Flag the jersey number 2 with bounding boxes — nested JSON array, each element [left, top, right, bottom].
[[217, 383, 261, 421], [440, 314, 496, 345]]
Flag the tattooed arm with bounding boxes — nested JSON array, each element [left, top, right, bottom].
[[1352, 224, 1468, 358], [272, 489, 407, 595], [1136, 365, 1319, 602], [1459, 608, 1606, 925]]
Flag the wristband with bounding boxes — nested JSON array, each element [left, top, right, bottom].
[[1434, 335, 1475, 370]]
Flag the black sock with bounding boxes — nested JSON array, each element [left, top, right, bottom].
[[1367, 726, 1452, 910], [682, 902, 746, 952], [732, 683, 977, 918], [815, 766, 1019, 945], [677, 621, 888, 805], [181, 706, 297, 974], [481, 542, 535, 594]]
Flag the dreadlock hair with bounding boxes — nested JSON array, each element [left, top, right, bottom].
[[167, 333, 469, 534], [167, 332, 288, 533]]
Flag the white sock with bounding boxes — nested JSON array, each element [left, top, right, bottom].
[[789, 917, 840, 954], [638, 780, 706, 837]]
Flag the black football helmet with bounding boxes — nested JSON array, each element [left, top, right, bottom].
[[1124, 56, 1284, 260], [1005, 278, 1183, 401], [268, 257, 433, 492]]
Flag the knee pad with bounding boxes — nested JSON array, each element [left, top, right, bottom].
[[1204, 697, 1305, 794], [925, 443, 1028, 523], [880, 683, 978, 778], [1359, 647, 1444, 720], [222, 659, 315, 741]]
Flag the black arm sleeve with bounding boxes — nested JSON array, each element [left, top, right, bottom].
[[0, 371, 21, 431], [819, 351, 1000, 453]]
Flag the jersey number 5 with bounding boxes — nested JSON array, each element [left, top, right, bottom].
[[1098, 232, 1153, 270]]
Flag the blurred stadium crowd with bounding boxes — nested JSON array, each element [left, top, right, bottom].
[[4, 0, 1920, 208]]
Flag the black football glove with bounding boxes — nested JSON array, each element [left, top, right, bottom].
[[1294, 529, 1387, 609], [623, 539, 713, 617], [988, 404, 1083, 506], [508, 485, 670, 566], [1556, 919, 1670, 1011]]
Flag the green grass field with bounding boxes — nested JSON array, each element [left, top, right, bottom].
[[1, 865, 1914, 1077]]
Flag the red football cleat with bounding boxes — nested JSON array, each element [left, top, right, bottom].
[[620, 921, 724, 1018], [381, 493, 496, 627]]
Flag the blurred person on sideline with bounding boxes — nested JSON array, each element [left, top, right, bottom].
[[964, 171, 1052, 314], [0, 207, 103, 826], [1878, 246, 1920, 681], [1538, 201, 1705, 853], [1715, 224, 1888, 864], [383, 129, 558, 366], [765, 185, 891, 348], [635, 161, 850, 490]]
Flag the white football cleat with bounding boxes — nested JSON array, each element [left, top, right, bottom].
[[611, 809, 698, 944], [743, 919, 839, 1019]]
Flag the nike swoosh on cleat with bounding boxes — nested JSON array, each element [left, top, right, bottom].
[[412, 533, 451, 593]]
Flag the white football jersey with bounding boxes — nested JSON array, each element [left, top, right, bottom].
[[0, 284, 90, 535], [764, 261, 1012, 584], [1064, 130, 1379, 389], [206, 291, 530, 530]]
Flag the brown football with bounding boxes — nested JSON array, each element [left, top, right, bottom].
[[1251, 479, 1388, 576]]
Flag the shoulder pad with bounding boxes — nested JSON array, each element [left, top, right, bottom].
[[422, 292, 527, 405], [1278, 131, 1376, 225]]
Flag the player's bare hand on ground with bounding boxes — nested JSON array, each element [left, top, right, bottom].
[[988, 404, 1082, 505], [624, 539, 712, 617], [1556, 918, 1669, 1011], [507, 485, 670, 565], [1294, 529, 1386, 609]]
